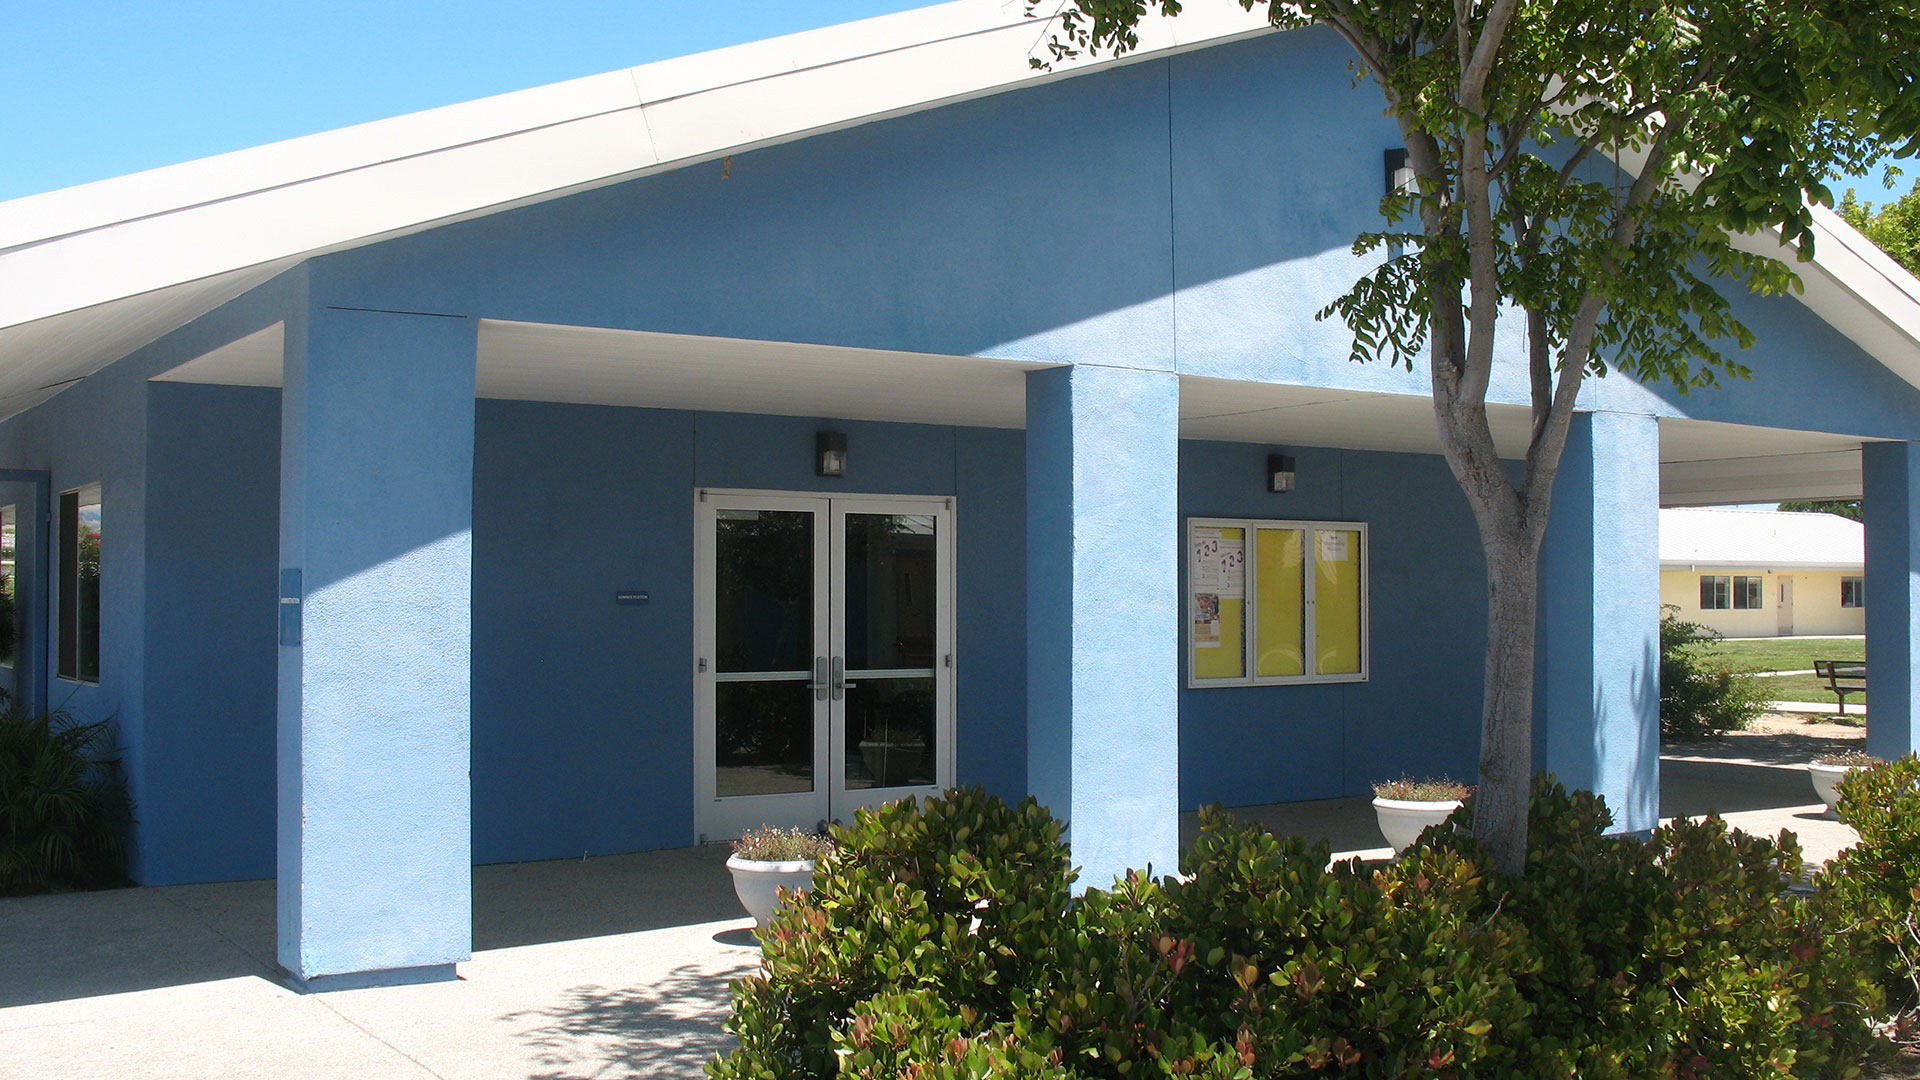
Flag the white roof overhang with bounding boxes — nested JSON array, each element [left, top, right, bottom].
[[5, 0, 1919, 431], [0, 0, 1273, 420]]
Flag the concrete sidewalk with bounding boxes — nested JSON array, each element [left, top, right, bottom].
[[0, 731, 1867, 1080], [0, 846, 762, 1080]]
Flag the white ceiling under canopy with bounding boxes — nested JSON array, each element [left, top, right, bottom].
[[153, 319, 1870, 507]]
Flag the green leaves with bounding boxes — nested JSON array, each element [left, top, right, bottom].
[[712, 784, 1895, 1079], [0, 698, 131, 896]]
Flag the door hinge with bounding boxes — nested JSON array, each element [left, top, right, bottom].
[[944, 654, 953, 669], [945, 497, 953, 510], [698, 657, 708, 672]]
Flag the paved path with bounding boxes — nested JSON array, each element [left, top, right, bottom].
[[1, 846, 761, 1080], [0, 727, 1869, 1080]]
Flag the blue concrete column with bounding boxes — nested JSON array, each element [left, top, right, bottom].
[[1026, 365, 1180, 890], [1863, 441, 1920, 759], [278, 295, 476, 990], [1539, 410, 1660, 831]]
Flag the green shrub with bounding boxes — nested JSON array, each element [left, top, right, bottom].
[[712, 783, 1887, 1080], [0, 699, 132, 895], [712, 787, 1073, 1080], [1660, 606, 1770, 739], [1818, 754, 1920, 1044]]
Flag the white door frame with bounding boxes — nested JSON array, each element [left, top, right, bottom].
[[693, 488, 956, 842]]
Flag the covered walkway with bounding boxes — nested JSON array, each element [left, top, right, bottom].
[[0, 724, 1864, 1080]]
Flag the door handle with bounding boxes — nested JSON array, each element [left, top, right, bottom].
[[808, 657, 828, 701], [831, 656, 845, 700]]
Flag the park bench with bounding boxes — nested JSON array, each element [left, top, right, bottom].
[[1813, 659, 1867, 715]]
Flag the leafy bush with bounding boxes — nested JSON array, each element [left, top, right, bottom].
[[0, 699, 132, 895], [1660, 606, 1770, 739], [712, 782, 1883, 1080], [731, 826, 835, 862], [1818, 755, 1920, 1044]]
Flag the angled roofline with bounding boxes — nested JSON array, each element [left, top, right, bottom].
[[0, 0, 1916, 404], [0, 0, 1274, 332]]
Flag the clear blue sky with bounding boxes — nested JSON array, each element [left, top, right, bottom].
[[1, 2, 1913, 205]]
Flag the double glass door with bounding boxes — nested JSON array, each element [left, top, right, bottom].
[[695, 491, 954, 840]]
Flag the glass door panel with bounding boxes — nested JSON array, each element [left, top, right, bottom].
[[698, 498, 830, 839], [698, 493, 953, 840], [832, 505, 947, 816]]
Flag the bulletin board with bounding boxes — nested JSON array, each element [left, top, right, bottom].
[[1188, 518, 1368, 688]]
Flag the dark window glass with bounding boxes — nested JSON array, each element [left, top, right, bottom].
[[0, 504, 16, 667], [59, 484, 100, 682], [1733, 576, 1764, 610], [1700, 575, 1730, 610], [1842, 576, 1865, 609]]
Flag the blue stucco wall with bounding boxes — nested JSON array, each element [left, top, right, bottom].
[[144, 383, 281, 883], [1176, 440, 1489, 805], [287, 26, 1920, 445], [126, 386, 1030, 880]]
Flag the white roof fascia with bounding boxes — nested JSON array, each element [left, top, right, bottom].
[[1727, 204, 1920, 388], [0, 0, 1275, 333]]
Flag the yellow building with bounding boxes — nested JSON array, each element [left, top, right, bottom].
[[1659, 508, 1864, 638]]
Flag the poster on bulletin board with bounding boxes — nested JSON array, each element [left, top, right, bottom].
[[1190, 526, 1246, 678]]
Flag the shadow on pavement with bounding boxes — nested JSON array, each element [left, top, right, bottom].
[[505, 960, 756, 1080]]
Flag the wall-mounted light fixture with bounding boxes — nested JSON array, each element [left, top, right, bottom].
[[1268, 453, 1296, 494], [1384, 148, 1414, 197], [816, 431, 848, 477]]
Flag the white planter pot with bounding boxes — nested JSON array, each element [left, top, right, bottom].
[[726, 854, 817, 928], [1372, 797, 1463, 854], [1808, 761, 1864, 810]]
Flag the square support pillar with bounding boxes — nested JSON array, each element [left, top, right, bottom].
[[1864, 441, 1920, 759], [1539, 411, 1660, 831], [278, 301, 477, 990], [1025, 365, 1180, 891]]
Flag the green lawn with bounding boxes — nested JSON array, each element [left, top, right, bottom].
[[1747, 671, 1865, 706], [1677, 635, 1866, 706], [1680, 635, 1864, 674]]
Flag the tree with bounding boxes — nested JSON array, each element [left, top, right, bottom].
[[1840, 180, 1920, 277], [1779, 498, 1864, 522], [1037, 0, 1919, 872]]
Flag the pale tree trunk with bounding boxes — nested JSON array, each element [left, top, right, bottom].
[[1469, 517, 1544, 875], [1432, 381, 1561, 876]]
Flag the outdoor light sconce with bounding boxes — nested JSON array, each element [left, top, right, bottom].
[[816, 431, 848, 477], [1268, 453, 1297, 494], [1384, 148, 1414, 196]]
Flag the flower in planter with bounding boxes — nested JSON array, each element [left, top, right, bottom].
[[1372, 776, 1475, 802], [730, 825, 836, 863]]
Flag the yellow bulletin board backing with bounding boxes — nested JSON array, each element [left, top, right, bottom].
[[1188, 517, 1368, 688]]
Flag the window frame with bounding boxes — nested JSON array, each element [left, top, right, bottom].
[[1732, 575, 1764, 610], [58, 483, 101, 684], [1186, 516, 1369, 689], [1700, 575, 1731, 610], [1841, 576, 1865, 609]]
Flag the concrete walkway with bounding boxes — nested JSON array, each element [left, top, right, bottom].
[[0, 726, 1868, 1079]]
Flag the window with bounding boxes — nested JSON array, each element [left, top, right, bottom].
[[0, 505, 15, 667], [1188, 517, 1367, 687], [1700, 575, 1730, 610], [59, 484, 100, 683], [1842, 576, 1865, 609], [1733, 575, 1764, 610]]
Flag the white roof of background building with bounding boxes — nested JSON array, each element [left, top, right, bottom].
[[1658, 507, 1864, 570], [0, 0, 1916, 424]]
